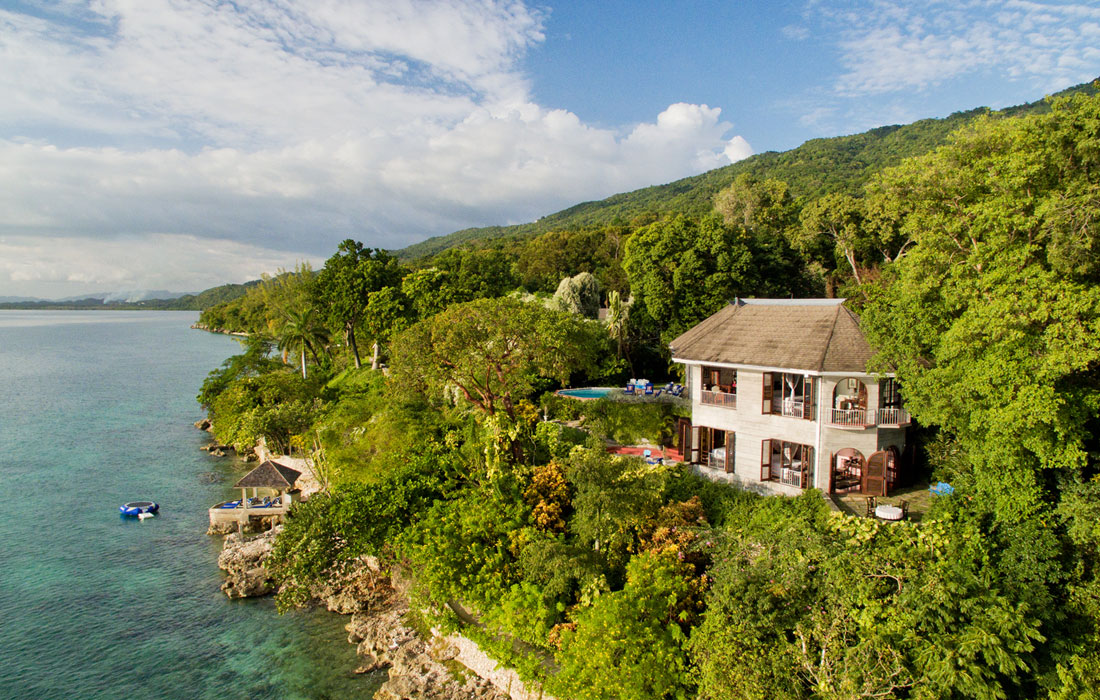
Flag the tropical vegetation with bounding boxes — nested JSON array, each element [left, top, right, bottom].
[[197, 86, 1100, 699]]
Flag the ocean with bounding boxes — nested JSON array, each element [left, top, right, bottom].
[[0, 311, 380, 699]]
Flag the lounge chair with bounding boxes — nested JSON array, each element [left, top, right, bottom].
[[624, 384, 636, 395], [671, 384, 684, 397], [219, 500, 241, 509], [644, 384, 654, 395]]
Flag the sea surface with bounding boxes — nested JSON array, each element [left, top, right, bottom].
[[0, 311, 380, 699]]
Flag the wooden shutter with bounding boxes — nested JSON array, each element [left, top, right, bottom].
[[762, 372, 773, 414], [803, 376, 815, 420], [690, 426, 700, 463], [863, 450, 887, 496], [760, 439, 772, 481], [801, 446, 814, 489], [725, 431, 735, 473], [677, 418, 691, 458], [699, 428, 712, 467], [828, 451, 836, 493]]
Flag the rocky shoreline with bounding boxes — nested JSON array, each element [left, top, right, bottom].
[[190, 322, 249, 337], [201, 415, 549, 699], [215, 528, 513, 699]]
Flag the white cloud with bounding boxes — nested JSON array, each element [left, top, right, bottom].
[[827, 0, 1100, 96], [0, 233, 320, 298], [0, 0, 752, 296]]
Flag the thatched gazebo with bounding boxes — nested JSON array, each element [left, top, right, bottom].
[[233, 460, 301, 510]]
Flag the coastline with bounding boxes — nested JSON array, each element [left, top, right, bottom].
[[190, 322, 249, 337], [202, 423, 547, 700]]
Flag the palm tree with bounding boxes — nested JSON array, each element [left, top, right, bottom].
[[277, 307, 329, 379], [606, 290, 629, 359]]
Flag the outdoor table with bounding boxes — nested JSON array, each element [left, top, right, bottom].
[[875, 504, 904, 521]]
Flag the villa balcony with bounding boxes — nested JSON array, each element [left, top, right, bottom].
[[700, 389, 737, 409], [770, 398, 814, 420], [826, 407, 874, 429], [877, 407, 911, 427], [825, 407, 911, 428]]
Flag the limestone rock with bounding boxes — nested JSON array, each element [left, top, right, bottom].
[[217, 526, 280, 598], [194, 417, 212, 431]]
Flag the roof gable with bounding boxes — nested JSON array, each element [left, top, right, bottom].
[[669, 299, 876, 373]]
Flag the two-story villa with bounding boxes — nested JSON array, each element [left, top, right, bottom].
[[669, 298, 910, 497]]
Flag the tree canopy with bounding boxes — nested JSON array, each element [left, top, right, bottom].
[[390, 297, 601, 423], [314, 240, 403, 369]]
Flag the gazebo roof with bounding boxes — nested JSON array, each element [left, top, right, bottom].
[[233, 460, 302, 489]]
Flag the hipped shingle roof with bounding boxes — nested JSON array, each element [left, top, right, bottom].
[[233, 460, 302, 489], [669, 299, 876, 373]]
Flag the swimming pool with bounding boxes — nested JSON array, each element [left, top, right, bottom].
[[557, 387, 614, 399]]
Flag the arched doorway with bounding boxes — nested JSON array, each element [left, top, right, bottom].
[[831, 447, 864, 493], [862, 447, 900, 496]]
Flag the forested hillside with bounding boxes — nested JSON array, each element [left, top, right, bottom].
[[197, 90, 1100, 699], [397, 79, 1097, 261]]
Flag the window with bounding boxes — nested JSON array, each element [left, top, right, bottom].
[[701, 366, 737, 408], [762, 372, 816, 420], [880, 378, 903, 409], [760, 439, 814, 488], [698, 427, 734, 473]]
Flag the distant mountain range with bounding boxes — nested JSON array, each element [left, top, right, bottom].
[[395, 78, 1099, 261], [0, 281, 260, 311]]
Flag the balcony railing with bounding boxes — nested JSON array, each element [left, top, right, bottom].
[[700, 389, 737, 409], [771, 398, 813, 420], [877, 408, 911, 427], [769, 464, 806, 488], [826, 407, 873, 428]]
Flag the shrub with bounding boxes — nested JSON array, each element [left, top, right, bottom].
[[551, 551, 702, 700]]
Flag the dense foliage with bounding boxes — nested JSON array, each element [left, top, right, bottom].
[[197, 85, 1100, 700]]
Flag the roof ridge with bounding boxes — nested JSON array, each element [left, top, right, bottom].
[[819, 304, 842, 372]]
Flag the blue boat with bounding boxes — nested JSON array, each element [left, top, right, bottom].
[[119, 501, 159, 517]]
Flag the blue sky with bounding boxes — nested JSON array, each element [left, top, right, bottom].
[[1, 0, 1099, 298]]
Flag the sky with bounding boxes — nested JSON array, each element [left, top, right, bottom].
[[2, 0, 1099, 298]]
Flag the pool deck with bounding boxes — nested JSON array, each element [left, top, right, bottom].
[[607, 445, 685, 462], [556, 387, 617, 400]]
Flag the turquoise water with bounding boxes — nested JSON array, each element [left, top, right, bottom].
[[557, 387, 614, 399], [0, 311, 380, 700]]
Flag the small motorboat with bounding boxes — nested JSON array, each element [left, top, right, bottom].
[[120, 501, 160, 517]]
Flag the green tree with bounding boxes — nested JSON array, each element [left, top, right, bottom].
[[391, 297, 599, 423], [553, 551, 701, 700], [430, 246, 517, 299], [258, 262, 317, 336], [276, 306, 329, 379], [792, 192, 872, 295], [315, 240, 404, 369], [362, 286, 411, 370], [566, 448, 667, 570], [714, 174, 798, 236], [401, 267, 459, 318], [606, 290, 629, 360], [622, 214, 756, 343], [860, 93, 1100, 522]]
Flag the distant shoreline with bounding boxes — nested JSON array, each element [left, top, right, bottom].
[[190, 322, 249, 337], [0, 302, 204, 311]]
